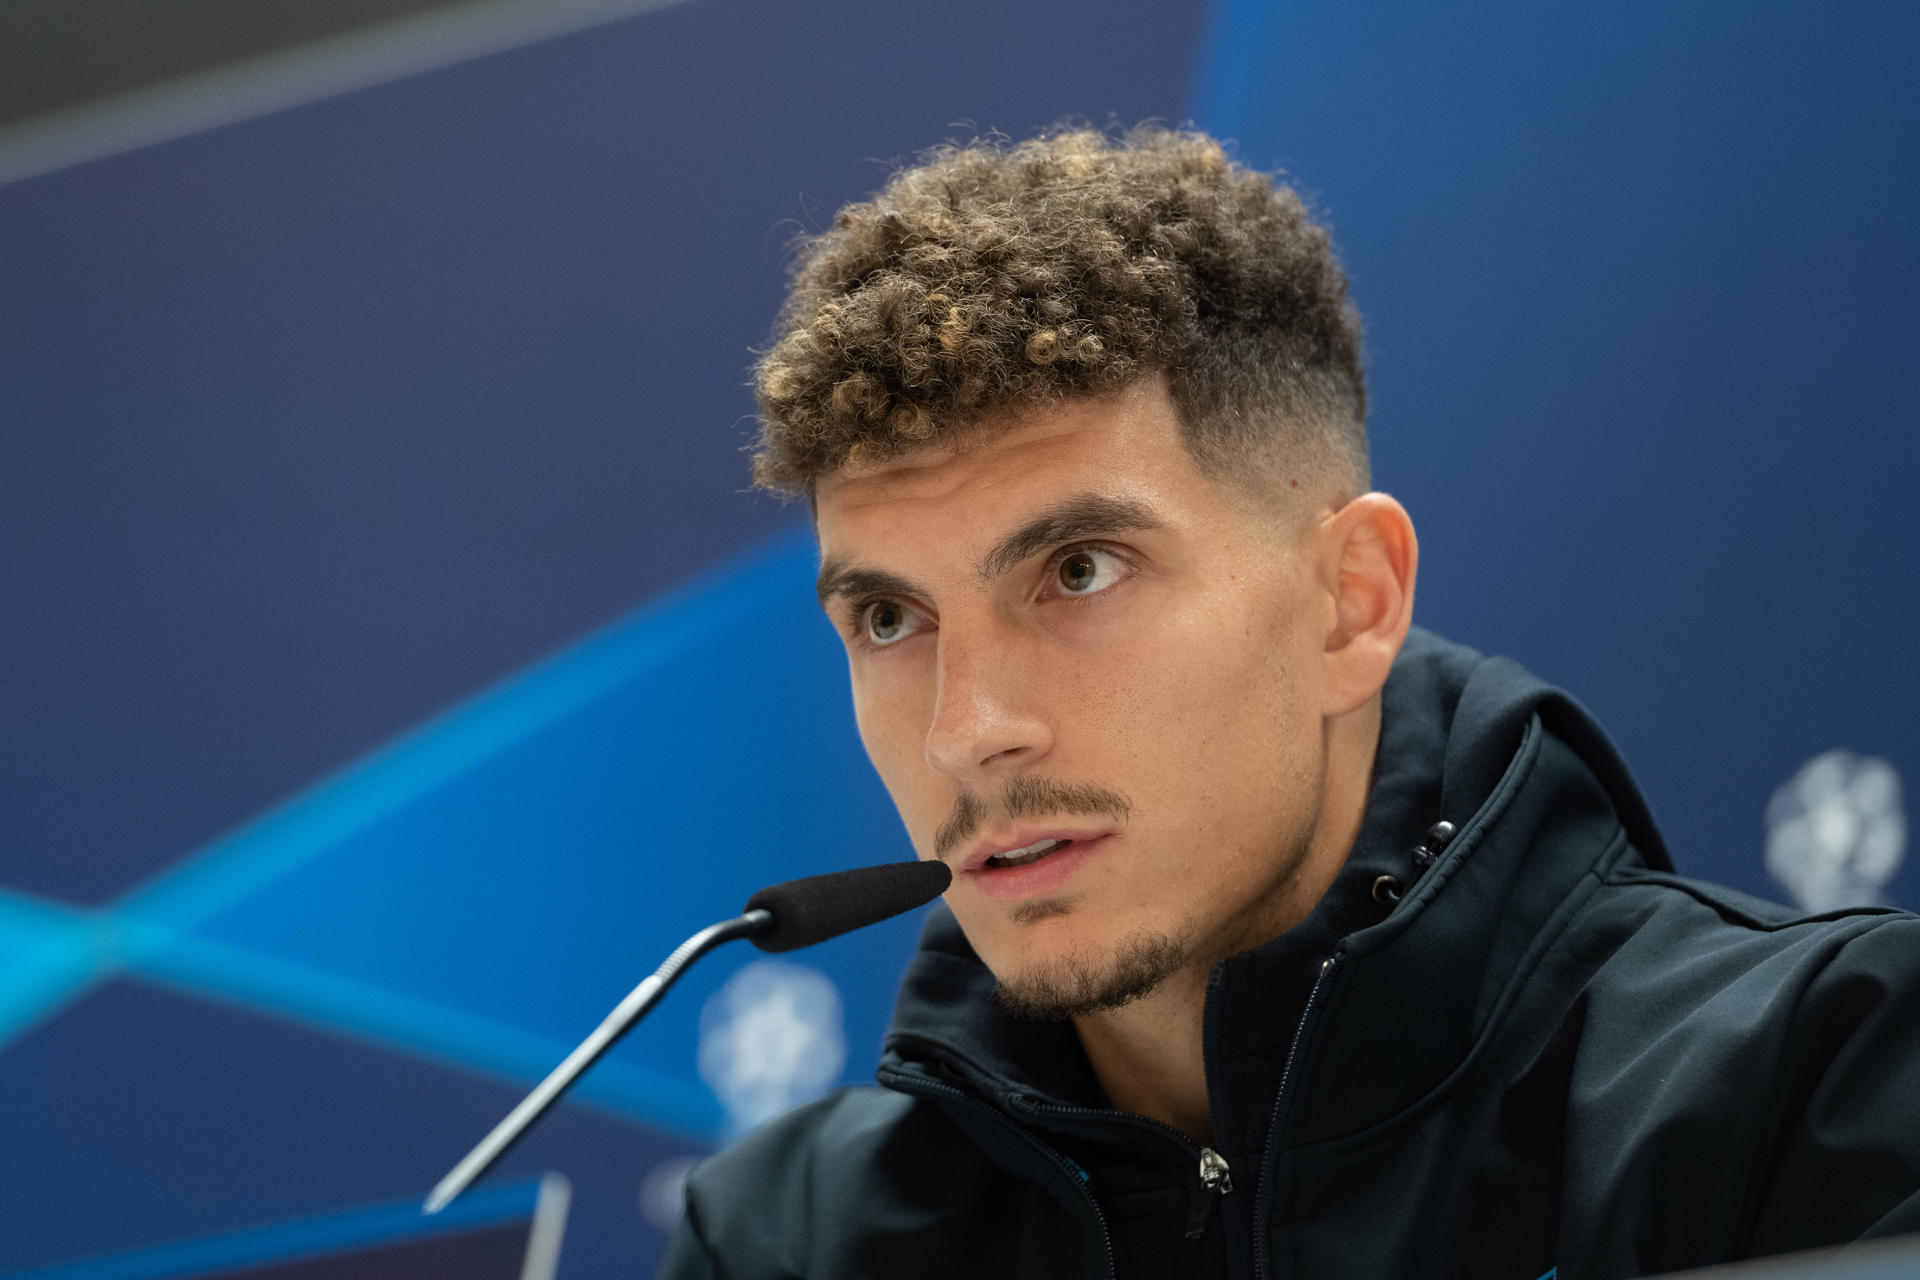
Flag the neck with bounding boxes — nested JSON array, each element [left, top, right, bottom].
[[1070, 696, 1382, 1144]]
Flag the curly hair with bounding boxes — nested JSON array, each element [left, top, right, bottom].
[[751, 125, 1367, 500]]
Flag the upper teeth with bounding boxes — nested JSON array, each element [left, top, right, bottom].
[[989, 838, 1067, 868]]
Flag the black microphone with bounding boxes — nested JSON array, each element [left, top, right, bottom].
[[746, 859, 952, 952], [424, 858, 951, 1214]]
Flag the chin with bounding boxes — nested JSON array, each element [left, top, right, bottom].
[[975, 909, 1182, 1020], [989, 923, 1192, 1022]]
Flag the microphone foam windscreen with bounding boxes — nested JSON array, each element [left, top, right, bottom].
[[745, 859, 952, 953]]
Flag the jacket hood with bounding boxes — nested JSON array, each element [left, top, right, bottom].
[[879, 627, 1673, 1145]]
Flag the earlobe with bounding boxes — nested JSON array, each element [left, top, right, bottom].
[[1319, 493, 1418, 716]]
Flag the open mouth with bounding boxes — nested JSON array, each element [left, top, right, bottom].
[[984, 838, 1073, 870]]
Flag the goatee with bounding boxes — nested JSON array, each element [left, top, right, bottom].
[[993, 928, 1189, 1021]]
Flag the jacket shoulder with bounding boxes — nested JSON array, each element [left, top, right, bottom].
[[690, 1084, 943, 1203], [1602, 866, 1911, 932], [1557, 872, 1920, 1262], [662, 1083, 1108, 1280], [1576, 867, 1920, 1067], [661, 1086, 1007, 1279]]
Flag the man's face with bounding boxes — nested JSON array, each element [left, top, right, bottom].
[[814, 378, 1341, 1017]]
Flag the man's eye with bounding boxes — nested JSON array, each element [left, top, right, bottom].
[[862, 600, 922, 646], [1054, 548, 1127, 596]]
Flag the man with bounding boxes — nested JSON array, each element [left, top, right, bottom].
[[661, 126, 1920, 1279]]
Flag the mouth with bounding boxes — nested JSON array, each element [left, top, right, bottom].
[[983, 837, 1074, 870], [962, 831, 1113, 903]]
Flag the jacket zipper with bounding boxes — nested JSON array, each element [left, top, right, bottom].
[[966, 964, 1244, 1251], [886, 1071, 1120, 1280], [1252, 953, 1341, 1280], [1192, 1146, 1234, 1236], [1019, 967, 1241, 1240], [1197, 963, 1236, 1246], [1009, 1094, 1236, 1239]]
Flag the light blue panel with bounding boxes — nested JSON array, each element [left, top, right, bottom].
[[0, 891, 104, 1047], [133, 528, 918, 1139], [112, 530, 827, 931], [118, 921, 722, 1134]]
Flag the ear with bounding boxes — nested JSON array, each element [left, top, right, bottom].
[[1315, 493, 1418, 717]]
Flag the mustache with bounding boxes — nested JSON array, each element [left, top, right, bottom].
[[933, 776, 1133, 860]]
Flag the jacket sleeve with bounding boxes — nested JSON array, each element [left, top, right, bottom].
[[655, 1183, 723, 1280], [1857, 1187, 1920, 1240], [1744, 915, 1920, 1256], [652, 1107, 829, 1280]]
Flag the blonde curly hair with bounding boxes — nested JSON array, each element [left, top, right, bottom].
[[752, 125, 1367, 499]]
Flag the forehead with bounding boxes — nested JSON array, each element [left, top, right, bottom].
[[815, 382, 1203, 547]]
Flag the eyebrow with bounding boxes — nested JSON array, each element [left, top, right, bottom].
[[814, 563, 930, 607], [815, 491, 1166, 605], [976, 491, 1165, 580]]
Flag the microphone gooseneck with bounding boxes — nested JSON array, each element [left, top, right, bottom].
[[424, 858, 951, 1215]]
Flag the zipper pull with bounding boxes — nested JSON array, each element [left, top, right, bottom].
[[1199, 1147, 1233, 1195], [1184, 1147, 1233, 1238]]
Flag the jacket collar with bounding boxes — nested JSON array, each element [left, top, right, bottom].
[[1290, 640, 1672, 1141]]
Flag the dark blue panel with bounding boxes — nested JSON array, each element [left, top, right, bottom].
[[3, 1181, 543, 1280], [0, 0, 1208, 905], [0, 978, 703, 1277], [1216, 0, 1918, 905]]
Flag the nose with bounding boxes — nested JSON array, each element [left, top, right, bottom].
[[923, 627, 1052, 783]]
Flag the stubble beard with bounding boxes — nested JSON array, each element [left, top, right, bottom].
[[992, 925, 1193, 1022], [988, 804, 1324, 1023]]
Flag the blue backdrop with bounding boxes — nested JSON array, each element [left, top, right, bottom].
[[2, 1, 1913, 1275]]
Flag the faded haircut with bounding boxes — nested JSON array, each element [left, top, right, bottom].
[[751, 124, 1368, 502]]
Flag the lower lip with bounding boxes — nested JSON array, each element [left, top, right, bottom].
[[967, 836, 1110, 902]]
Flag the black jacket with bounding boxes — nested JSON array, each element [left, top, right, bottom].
[[661, 629, 1920, 1279]]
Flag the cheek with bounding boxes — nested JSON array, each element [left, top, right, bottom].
[[1095, 587, 1321, 838], [848, 654, 940, 802], [1112, 585, 1310, 736]]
